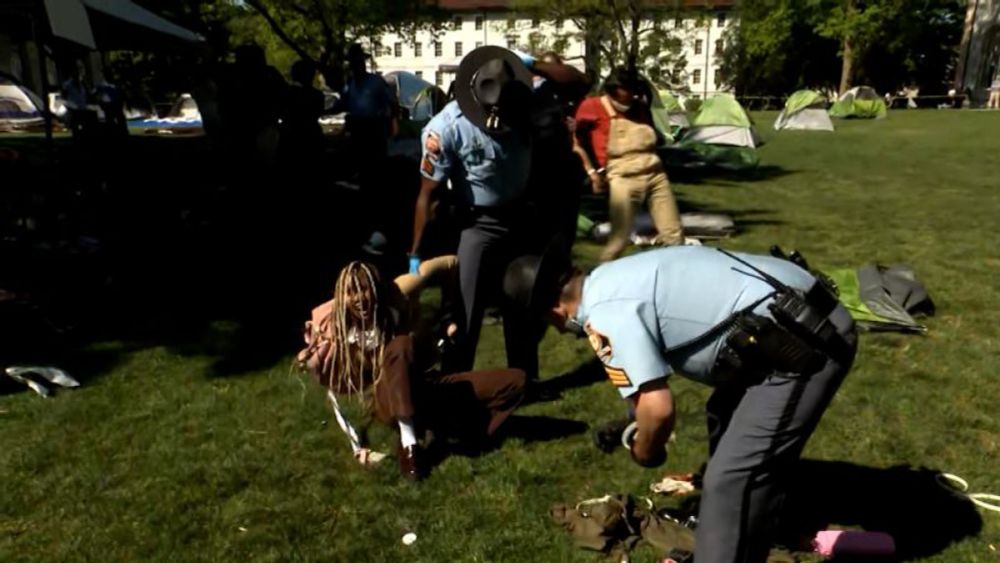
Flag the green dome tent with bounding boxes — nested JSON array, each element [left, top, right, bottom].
[[829, 86, 887, 119], [774, 90, 834, 131], [680, 94, 763, 148], [650, 89, 690, 143]]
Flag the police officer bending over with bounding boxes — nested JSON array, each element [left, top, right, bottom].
[[504, 246, 858, 563]]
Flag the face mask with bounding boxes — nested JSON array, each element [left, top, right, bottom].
[[609, 99, 632, 113]]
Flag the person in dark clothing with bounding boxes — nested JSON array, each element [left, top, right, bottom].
[[280, 59, 325, 166], [221, 44, 286, 164]]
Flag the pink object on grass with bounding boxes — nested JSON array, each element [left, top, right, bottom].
[[813, 530, 896, 557]]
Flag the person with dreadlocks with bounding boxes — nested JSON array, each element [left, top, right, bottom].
[[299, 259, 526, 480]]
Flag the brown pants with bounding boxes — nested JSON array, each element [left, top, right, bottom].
[[602, 168, 683, 262], [374, 335, 525, 441]]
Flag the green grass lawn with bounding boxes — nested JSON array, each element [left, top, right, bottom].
[[2, 111, 999, 562]]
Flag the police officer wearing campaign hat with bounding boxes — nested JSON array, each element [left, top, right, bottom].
[[409, 46, 537, 375], [504, 245, 859, 563]]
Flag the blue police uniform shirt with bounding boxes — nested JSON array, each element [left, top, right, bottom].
[[575, 246, 817, 397], [420, 101, 532, 208]]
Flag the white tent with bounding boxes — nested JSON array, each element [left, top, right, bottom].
[[681, 94, 763, 148], [774, 90, 834, 131], [0, 80, 45, 131], [774, 108, 834, 131], [166, 93, 201, 120]]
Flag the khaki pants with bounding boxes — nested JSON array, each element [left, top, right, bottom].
[[602, 170, 683, 262], [989, 90, 1000, 109]]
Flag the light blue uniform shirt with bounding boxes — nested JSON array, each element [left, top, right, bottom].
[[420, 101, 532, 208], [575, 246, 817, 397]]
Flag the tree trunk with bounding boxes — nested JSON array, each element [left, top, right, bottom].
[[839, 35, 853, 94], [627, 11, 640, 73], [839, 0, 855, 94], [953, 0, 979, 90], [583, 19, 602, 87]]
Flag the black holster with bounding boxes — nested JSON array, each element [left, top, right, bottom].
[[725, 313, 826, 376]]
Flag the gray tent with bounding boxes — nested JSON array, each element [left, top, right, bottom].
[[828, 264, 935, 333]]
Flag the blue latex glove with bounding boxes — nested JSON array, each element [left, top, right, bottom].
[[509, 49, 535, 68], [408, 255, 421, 275]]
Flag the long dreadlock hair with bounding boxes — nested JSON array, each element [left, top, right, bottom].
[[326, 261, 393, 402]]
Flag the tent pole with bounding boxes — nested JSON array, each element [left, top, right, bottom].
[[29, 13, 53, 148]]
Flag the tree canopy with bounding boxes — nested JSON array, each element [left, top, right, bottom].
[[512, 0, 691, 88], [720, 0, 965, 96]]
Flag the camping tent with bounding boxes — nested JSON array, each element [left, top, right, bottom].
[[384, 71, 446, 122], [774, 90, 834, 131], [129, 93, 202, 132], [680, 94, 763, 148], [0, 77, 46, 132], [829, 86, 887, 119], [827, 264, 934, 333], [651, 89, 690, 142]]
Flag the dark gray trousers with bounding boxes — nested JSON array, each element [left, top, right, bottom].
[[695, 305, 858, 563], [448, 209, 540, 379]]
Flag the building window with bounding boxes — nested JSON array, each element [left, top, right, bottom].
[[715, 39, 724, 55], [414, 42, 422, 57], [714, 70, 722, 86], [435, 71, 443, 86], [694, 39, 703, 55], [506, 36, 517, 49], [475, 16, 484, 30], [717, 13, 726, 26], [434, 41, 442, 57], [674, 17, 683, 29], [531, 17, 540, 28], [452, 17, 462, 30], [555, 19, 564, 30], [394, 42, 402, 57], [476, 41, 484, 49], [415, 71, 423, 80], [506, 17, 516, 30], [455, 42, 463, 57], [692, 69, 702, 84]]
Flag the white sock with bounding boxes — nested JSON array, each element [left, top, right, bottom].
[[398, 418, 417, 448]]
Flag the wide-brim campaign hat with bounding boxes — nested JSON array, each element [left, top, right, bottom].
[[454, 46, 533, 134], [503, 235, 573, 316]]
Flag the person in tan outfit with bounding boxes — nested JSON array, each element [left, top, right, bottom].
[[574, 69, 683, 261], [298, 258, 525, 481]]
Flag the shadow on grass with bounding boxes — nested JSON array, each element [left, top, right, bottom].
[[524, 357, 607, 406], [435, 415, 589, 461], [780, 460, 984, 561], [502, 415, 590, 443], [671, 460, 983, 561], [0, 134, 408, 380], [668, 164, 797, 187], [579, 194, 786, 242]]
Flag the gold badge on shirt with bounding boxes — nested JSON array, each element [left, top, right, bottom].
[[585, 323, 632, 388]]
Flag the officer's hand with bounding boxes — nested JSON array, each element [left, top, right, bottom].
[[589, 171, 607, 194], [408, 255, 421, 275], [630, 441, 668, 468], [508, 49, 536, 68]]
